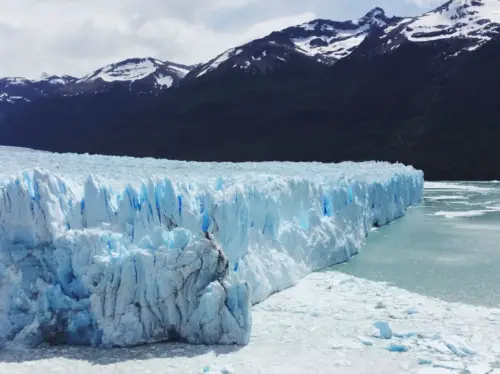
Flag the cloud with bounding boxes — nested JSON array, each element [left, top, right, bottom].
[[136, 12, 316, 65], [0, 0, 437, 78], [0, 0, 315, 78], [405, 0, 442, 8]]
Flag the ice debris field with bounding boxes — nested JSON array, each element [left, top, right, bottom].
[[3, 269, 500, 374], [0, 148, 423, 348]]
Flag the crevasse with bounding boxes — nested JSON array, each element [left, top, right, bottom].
[[0, 153, 424, 348]]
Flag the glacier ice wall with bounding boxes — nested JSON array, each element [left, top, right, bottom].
[[0, 150, 423, 348]]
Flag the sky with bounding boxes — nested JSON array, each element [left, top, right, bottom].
[[0, 0, 442, 79]]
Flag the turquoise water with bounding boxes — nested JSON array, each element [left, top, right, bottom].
[[331, 182, 500, 307]]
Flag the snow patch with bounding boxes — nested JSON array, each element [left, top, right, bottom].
[[156, 75, 174, 87], [168, 65, 191, 77], [198, 49, 241, 77], [0, 93, 30, 103], [301, 22, 318, 31], [399, 0, 500, 52], [292, 33, 368, 62], [4, 78, 30, 86], [383, 18, 413, 35], [82, 59, 158, 83]]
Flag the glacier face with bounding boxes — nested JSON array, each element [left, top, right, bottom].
[[0, 149, 424, 348]]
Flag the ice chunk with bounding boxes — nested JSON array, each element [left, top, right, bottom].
[[386, 343, 409, 353], [418, 358, 433, 365], [416, 368, 455, 374], [373, 321, 393, 339], [394, 331, 417, 338], [199, 365, 234, 374], [468, 363, 494, 374], [375, 301, 386, 309], [358, 336, 374, 346], [432, 361, 464, 371], [444, 337, 476, 357]]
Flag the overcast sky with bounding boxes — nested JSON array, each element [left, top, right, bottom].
[[0, 0, 441, 78]]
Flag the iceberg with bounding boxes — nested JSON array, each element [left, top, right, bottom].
[[0, 149, 424, 348]]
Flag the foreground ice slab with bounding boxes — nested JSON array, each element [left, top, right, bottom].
[[0, 149, 423, 347], [3, 271, 499, 374]]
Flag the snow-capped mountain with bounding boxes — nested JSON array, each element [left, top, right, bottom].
[[378, 0, 500, 56], [278, 7, 399, 63], [191, 8, 400, 78], [0, 75, 77, 103], [192, 0, 500, 78], [78, 58, 191, 88], [4, 1, 500, 99], [0, 58, 192, 103]]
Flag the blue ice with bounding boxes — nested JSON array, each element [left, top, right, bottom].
[[373, 321, 393, 339], [0, 161, 424, 348]]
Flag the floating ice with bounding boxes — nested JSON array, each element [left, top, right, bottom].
[[393, 331, 417, 339], [434, 209, 500, 219], [0, 149, 423, 347], [385, 343, 408, 353], [444, 337, 476, 357], [418, 358, 433, 365], [358, 336, 374, 346], [373, 321, 393, 339], [199, 365, 234, 374]]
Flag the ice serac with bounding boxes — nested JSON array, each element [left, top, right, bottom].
[[0, 151, 424, 348]]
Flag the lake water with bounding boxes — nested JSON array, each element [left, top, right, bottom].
[[331, 181, 500, 308]]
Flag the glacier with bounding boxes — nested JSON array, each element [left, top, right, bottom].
[[0, 149, 424, 348]]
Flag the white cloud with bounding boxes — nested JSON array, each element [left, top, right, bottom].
[[405, 0, 442, 8], [0, 0, 437, 78], [0, 0, 314, 78], [136, 12, 316, 65]]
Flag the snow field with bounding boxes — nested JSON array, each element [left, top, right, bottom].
[[0, 148, 423, 348]]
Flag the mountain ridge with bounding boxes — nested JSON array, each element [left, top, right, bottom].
[[3, 1, 496, 95], [0, 58, 193, 103], [186, 7, 400, 79]]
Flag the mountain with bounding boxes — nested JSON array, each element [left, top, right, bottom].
[[0, 58, 192, 103], [1, 0, 500, 180], [189, 7, 399, 78], [76, 58, 191, 93], [0, 75, 77, 103], [374, 0, 500, 56]]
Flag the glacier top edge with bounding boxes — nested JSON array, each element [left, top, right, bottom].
[[0, 148, 423, 189]]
